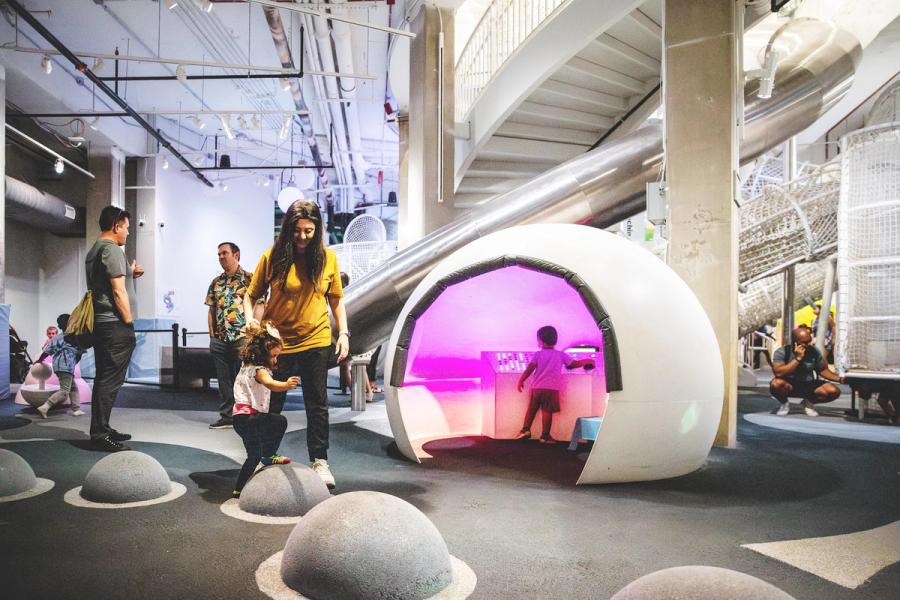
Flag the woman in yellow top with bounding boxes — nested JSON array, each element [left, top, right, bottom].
[[243, 200, 348, 488]]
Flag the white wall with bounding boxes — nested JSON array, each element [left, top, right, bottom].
[[4, 220, 84, 351], [146, 160, 275, 344]]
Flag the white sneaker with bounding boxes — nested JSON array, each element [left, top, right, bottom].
[[311, 459, 336, 489], [36, 403, 50, 419], [776, 402, 790, 416], [801, 400, 819, 417], [71, 409, 85, 416]]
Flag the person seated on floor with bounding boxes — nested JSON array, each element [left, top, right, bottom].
[[848, 378, 900, 426], [770, 325, 846, 417]]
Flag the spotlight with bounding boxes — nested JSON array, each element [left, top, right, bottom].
[[280, 77, 292, 92], [88, 116, 100, 131], [251, 115, 261, 128], [200, 0, 213, 13], [53, 157, 64, 174], [164, 0, 179, 9], [279, 114, 292, 140], [263, 175, 272, 187], [221, 181, 229, 192], [41, 54, 52, 75], [91, 57, 104, 74], [191, 115, 206, 129], [176, 64, 187, 82], [219, 114, 235, 140], [162, 156, 169, 170], [237, 115, 248, 129]]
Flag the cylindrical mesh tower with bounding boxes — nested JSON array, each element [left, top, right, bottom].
[[836, 122, 900, 378]]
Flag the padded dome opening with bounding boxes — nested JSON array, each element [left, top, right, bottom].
[[390, 259, 619, 451]]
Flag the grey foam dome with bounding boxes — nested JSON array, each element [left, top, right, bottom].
[[239, 464, 330, 517], [30, 362, 52, 381], [611, 566, 796, 599], [281, 491, 453, 599], [0, 448, 38, 496], [81, 451, 172, 503]]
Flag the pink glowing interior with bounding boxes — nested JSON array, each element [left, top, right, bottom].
[[405, 266, 605, 382]]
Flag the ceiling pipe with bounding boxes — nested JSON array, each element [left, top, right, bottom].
[[5, 176, 83, 236], [309, 5, 358, 207], [262, 4, 335, 211], [328, 0, 372, 194], [4, 0, 214, 188]]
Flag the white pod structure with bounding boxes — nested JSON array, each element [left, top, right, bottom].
[[384, 224, 723, 484]]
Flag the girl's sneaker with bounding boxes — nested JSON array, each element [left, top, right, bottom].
[[513, 430, 531, 440], [261, 455, 292, 466], [71, 409, 85, 416]]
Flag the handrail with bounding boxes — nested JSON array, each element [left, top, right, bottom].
[[824, 70, 900, 159], [455, 0, 570, 122]]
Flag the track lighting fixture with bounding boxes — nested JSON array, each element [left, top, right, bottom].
[[162, 156, 169, 170], [237, 115, 248, 129], [200, 0, 213, 13], [251, 115, 261, 129], [264, 175, 272, 187], [280, 77, 292, 92], [164, 0, 179, 9], [219, 114, 235, 140], [41, 54, 52, 75], [91, 57, 104, 74], [88, 116, 100, 131], [191, 115, 205, 129], [53, 157, 64, 174], [279, 113, 292, 140], [176, 64, 187, 82]]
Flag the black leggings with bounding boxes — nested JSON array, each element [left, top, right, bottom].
[[270, 345, 331, 461], [232, 413, 288, 492]]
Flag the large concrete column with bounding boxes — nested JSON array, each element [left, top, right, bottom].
[[664, 0, 741, 447], [0, 64, 6, 303], [405, 5, 455, 243]]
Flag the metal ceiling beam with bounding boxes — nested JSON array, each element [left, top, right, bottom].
[[1, 45, 377, 79], [5, 0, 214, 187], [12, 109, 310, 117], [5, 124, 95, 179], [248, 0, 415, 38], [97, 72, 304, 82]]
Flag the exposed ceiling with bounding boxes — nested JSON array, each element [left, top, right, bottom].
[[0, 0, 404, 204]]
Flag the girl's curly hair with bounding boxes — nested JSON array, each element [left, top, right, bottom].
[[241, 320, 282, 367]]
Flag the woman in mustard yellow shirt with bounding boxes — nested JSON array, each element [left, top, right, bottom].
[[243, 200, 348, 488]]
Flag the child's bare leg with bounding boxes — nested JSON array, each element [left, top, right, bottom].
[[521, 402, 539, 432], [541, 410, 553, 440]]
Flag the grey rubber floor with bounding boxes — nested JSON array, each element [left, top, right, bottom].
[[1, 389, 898, 599]]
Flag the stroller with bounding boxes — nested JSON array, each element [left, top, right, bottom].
[[9, 326, 33, 384]]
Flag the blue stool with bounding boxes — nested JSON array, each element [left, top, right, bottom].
[[568, 416, 602, 450]]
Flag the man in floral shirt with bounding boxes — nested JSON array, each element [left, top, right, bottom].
[[206, 242, 254, 429]]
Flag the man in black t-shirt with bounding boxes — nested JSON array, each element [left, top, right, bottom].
[[770, 325, 845, 417]]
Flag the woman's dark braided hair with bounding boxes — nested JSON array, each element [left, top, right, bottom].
[[269, 199, 325, 287]]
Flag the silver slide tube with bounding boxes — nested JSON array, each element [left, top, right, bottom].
[[345, 18, 861, 354]]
